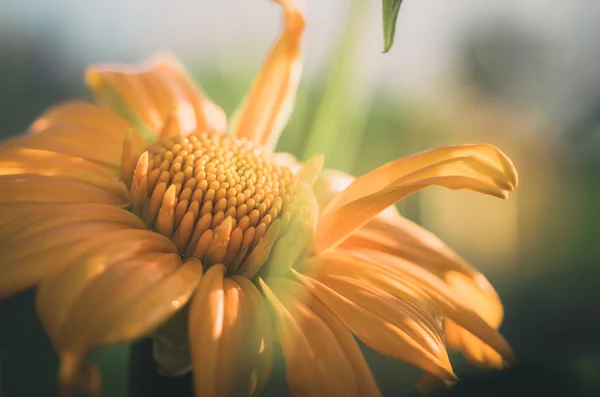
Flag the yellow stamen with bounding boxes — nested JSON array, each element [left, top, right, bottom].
[[128, 131, 315, 278]]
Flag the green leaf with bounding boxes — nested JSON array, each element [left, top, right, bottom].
[[382, 0, 404, 53]]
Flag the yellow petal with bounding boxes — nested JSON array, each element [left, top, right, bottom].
[[93, 257, 201, 344], [317, 251, 515, 364], [260, 277, 378, 397], [188, 267, 272, 397], [313, 168, 403, 226], [0, 148, 129, 201], [343, 214, 504, 325], [417, 372, 457, 396], [189, 264, 225, 397], [86, 53, 226, 138], [0, 205, 151, 299], [48, 255, 200, 394], [313, 168, 355, 209], [291, 267, 456, 382], [34, 229, 179, 346], [3, 101, 147, 170], [315, 144, 518, 253], [314, 168, 507, 368], [307, 286, 381, 397], [445, 319, 507, 369], [229, 0, 304, 150], [0, 175, 127, 205]]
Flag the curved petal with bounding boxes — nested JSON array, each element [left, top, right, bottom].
[[259, 277, 380, 397], [315, 251, 515, 365], [292, 261, 456, 382], [2, 101, 146, 171], [315, 144, 518, 253], [343, 216, 504, 326], [0, 204, 151, 299], [229, 0, 304, 150], [0, 175, 127, 205], [41, 253, 201, 394], [313, 168, 507, 368], [0, 148, 129, 201], [188, 266, 272, 397], [86, 53, 226, 139], [313, 168, 408, 221]]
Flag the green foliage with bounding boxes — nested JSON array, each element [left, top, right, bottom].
[[382, 0, 404, 53]]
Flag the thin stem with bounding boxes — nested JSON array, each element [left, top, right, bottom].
[[128, 339, 193, 397]]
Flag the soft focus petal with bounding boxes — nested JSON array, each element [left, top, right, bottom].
[[445, 319, 506, 369], [0, 175, 127, 205], [336, 250, 515, 364], [0, 148, 129, 201], [349, 226, 508, 369], [188, 266, 272, 397], [314, 168, 507, 368], [230, 0, 304, 150], [2, 101, 146, 171], [343, 215, 504, 326], [293, 259, 456, 382], [86, 53, 226, 138], [259, 277, 380, 397], [45, 254, 201, 394], [0, 204, 148, 298], [315, 144, 518, 253]]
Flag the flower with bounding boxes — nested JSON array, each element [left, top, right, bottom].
[[0, 0, 518, 396]]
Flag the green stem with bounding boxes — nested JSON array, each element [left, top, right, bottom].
[[301, 0, 373, 173], [128, 339, 193, 397]]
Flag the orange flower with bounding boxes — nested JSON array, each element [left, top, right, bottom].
[[0, 0, 517, 396]]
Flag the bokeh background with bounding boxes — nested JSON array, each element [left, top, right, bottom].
[[1, 0, 599, 396]]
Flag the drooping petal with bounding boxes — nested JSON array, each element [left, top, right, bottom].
[[188, 266, 272, 397], [2, 101, 146, 171], [292, 262, 456, 382], [229, 0, 304, 150], [445, 319, 506, 369], [0, 148, 129, 201], [314, 251, 515, 365], [86, 53, 226, 139], [0, 204, 155, 299], [259, 277, 380, 397], [315, 144, 518, 253], [0, 175, 127, 205], [314, 168, 508, 368], [38, 251, 202, 394], [343, 215, 504, 325]]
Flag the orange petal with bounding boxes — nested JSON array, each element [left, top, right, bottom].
[[315, 144, 518, 253], [260, 277, 378, 397], [316, 251, 515, 364], [0, 206, 155, 299], [0, 147, 129, 201], [86, 53, 226, 138], [229, 0, 304, 150], [315, 165, 512, 371], [3, 101, 146, 170], [290, 266, 456, 382], [313, 168, 403, 222], [34, 229, 178, 343], [45, 255, 200, 394], [188, 267, 272, 397], [91, 257, 201, 344], [343, 215, 504, 325], [0, 175, 127, 205]]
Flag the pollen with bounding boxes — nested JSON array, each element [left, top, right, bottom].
[[124, 131, 314, 279]]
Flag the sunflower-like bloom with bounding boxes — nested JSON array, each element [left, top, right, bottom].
[[0, 0, 518, 396]]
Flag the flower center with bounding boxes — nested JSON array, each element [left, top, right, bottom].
[[126, 132, 314, 279]]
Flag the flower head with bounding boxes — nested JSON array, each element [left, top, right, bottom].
[[0, 0, 518, 396]]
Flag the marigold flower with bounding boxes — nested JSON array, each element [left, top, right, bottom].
[[0, 0, 518, 396]]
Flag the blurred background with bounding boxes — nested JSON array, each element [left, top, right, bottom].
[[1, 0, 599, 396]]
